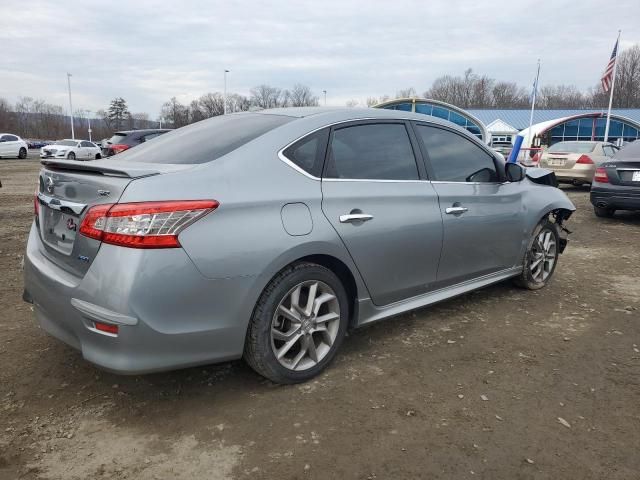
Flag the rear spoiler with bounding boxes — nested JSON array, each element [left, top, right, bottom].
[[40, 159, 187, 179]]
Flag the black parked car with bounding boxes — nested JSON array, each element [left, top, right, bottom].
[[101, 129, 171, 157], [590, 140, 640, 217]]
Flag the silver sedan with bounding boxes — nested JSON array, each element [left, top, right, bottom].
[[24, 108, 575, 383]]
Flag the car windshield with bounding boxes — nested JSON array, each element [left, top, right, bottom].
[[615, 140, 640, 159], [110, 113, 293, 164], [548, 142, 595, 153], [55, 140, 77, 146]]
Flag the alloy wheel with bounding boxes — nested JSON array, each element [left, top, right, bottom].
[[529, 228, 557, 282], [270, 280, 341, 371]]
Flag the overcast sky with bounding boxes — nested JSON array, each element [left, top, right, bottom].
[[2, 0, 639, 117]]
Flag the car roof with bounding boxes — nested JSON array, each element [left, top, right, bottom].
[[256, 106, 468, 131], [114, 129, 171, 134], [615, 140, 640, 160]]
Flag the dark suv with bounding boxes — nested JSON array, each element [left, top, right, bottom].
[[101, 129, 171, 157]]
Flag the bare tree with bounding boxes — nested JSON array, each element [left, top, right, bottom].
[[161, 97, 189, 128], [396, 87, 417, 99], [537, 85, 585, 109], [286, 84, 319, 107], [345, 99, 360, 108], [250, 85, 284, 109], [198, 92, 225, 117], [612, 44, 640, 108], [492, 82, 528, 108]]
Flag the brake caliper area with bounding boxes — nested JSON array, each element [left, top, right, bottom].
[[551, 209, 573, 254]]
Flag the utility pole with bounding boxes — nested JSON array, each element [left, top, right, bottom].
[[224, 69, 230, 114], [323, 90, 327, 106], [67, 73, 75, 139]]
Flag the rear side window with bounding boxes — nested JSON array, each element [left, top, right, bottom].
[[324, 123, 419, 180], [112, 114, 293, 164], [282, 128, 329, 177], [4, 135, 18, 141], [80, 141, 93, 147], [108, 133, 127, 144], [416, 125, 498, 183], [548, 142, 595, 153]]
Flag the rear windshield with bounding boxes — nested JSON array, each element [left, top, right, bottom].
[[107, 133, 127, 144], [548, 142, 595, 153], [109, 113, 293, 164], [615, 140, 640, 159]]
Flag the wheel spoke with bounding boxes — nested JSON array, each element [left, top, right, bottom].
[[276, 333, 303, 360], [312, 292, 336, 315], [314, 311, 339, 325], [314, 325, 333, 346], [271, 325, 300, 341], [278, 305, 301, 324], [530, 256, 543, 269], [303, 282, 319, 317], [291, 336, 310, 369], [306, 337, 319, 363], [290, 285, 304, 315]]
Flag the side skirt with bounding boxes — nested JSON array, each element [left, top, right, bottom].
[[355, 266, 523, 327]]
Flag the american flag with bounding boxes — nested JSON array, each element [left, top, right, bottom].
[[601, 38, 619, 92]]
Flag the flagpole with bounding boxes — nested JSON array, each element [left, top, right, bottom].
[[527, 59, 541, 148], [604, 30, 621, 143]]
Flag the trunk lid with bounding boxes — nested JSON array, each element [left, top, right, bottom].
[[540, 152, 578, 170], [601, 159, 640, 186], [35, 159, 191, 277]]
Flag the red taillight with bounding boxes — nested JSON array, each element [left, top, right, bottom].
[[110, 144, 130, 154], [79, 200, 219, 248], [576, 155, 594, 165], [94, 322, 119, 335], [532, 152, 541, 163], [594, 167, 609, 183]]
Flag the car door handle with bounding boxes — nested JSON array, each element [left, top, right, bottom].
[[339, 213, 374, 223], [445, 207, 468, 215]]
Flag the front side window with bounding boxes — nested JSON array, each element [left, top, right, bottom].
[[324, 123, 419, 180], [282, 128, 328, 177], [416, 125, 498, 183]]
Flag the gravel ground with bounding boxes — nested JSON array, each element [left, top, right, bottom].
[[1, 158, 639, 480]]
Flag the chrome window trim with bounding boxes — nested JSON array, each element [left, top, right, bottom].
[[277, 116, 425, 181], [430, 180, 506, 185], [322, 178, 429, 183]]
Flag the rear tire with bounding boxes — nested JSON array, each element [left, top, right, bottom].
[[67, 152, 76, 160], [514, 218, 560, 290], [95, 153, 101, 160], [594, 205, 615, 218], [18, 147, 27, 159], [244, 262, 349, 384]]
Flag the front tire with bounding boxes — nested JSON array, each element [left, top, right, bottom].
[[67, 152, 76, 160], [514, 219, 560, 290], [594, 205, 615, 218], [244, 262, 349, 384]]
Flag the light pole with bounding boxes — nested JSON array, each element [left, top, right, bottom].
[[323, 90, 327, 106], [85, 110, 92, 142], [223, 69, 230, 114], [67, 73, 75, 139]]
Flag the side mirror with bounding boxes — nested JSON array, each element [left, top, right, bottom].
[[505, 162, 525, 182]]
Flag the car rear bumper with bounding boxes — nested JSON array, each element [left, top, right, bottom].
[[590, 187, 640, 211], [552, 166, 595, 183], [23, 223, 256, 374]]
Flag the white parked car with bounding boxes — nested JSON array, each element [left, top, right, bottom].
[[0, 133, 28, 159], [40, 139, 102, 161]]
